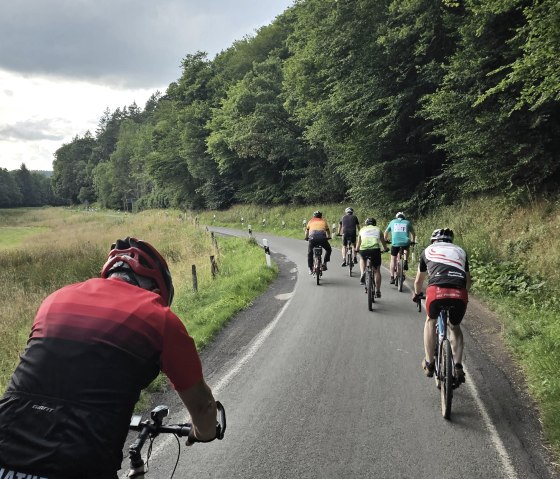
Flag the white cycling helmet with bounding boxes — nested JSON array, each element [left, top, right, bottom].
[[430, 228, 454, 243], [395, 212, 405, 219], [345, 207, 353, 214]]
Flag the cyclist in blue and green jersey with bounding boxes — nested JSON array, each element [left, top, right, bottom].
[[384, 212, 416, 284], [356, 218, 388, 296]]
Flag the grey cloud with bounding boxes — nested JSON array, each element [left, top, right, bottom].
[[0, 0, 293, 89], [0, 120, 65, 141]]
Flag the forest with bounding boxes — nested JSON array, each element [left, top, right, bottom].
[[2, 0, 559, 213]]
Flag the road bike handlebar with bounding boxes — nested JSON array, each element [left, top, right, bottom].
[[128, 402, 226, 477]]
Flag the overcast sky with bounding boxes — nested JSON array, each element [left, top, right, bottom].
[[0, 0, 294, 171]]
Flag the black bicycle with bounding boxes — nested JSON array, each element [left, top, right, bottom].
[[417, 295, 456, 419], [128, 402, 226, 478], [344, 238, 355, 277], [364, 257, 376, 311], [312, 246, 323, 285]]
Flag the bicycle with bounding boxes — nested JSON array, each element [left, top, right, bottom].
[[362, 249, 388, 311], [364, 257, 376, 311], [344, 238, 355, 277], [312, 246, 324, 285], [389, 242, 415, 292], [128, 402, 226, 478], [416, 295, 456, 419]]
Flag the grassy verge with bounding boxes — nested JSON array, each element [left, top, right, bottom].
[[0, 207, 277, 410], [198, 198, 560, 459]]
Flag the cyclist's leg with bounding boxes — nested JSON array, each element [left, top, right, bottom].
[[448, 299, 467, 374], [341, 235, 347, 263], [358, 251, 366, 276], [422, 287, 440, 375], [323, 239, 332, 264], [350, 235, 357, 262], [403, 246, 410, 270], [371, 249, 382, 294], [307, 240, 315, 271], [389, 246, 399, 282]]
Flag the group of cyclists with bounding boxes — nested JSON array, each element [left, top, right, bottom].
[[0, 210, 470, 478], [304, 208, 471, 385]]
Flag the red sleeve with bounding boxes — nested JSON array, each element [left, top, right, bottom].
[[160, 311, 203, 390]]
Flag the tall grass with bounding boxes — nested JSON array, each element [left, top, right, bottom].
[[0, 207, 277, 401]]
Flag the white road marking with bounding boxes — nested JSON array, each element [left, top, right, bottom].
[[464, 365, 518, 478]]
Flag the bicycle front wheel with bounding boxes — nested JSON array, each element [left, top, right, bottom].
[[440, 339, 453, 419]]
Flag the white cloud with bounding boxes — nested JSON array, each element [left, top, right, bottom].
[[0, 0, 294, 172]]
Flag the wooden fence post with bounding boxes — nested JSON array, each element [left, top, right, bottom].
[[210, 255, 219, 278], [192, 265, 198, 292]]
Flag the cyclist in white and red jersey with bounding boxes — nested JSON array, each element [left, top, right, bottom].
[[0, 237, 222, 479], [413, 228, 471, 384]]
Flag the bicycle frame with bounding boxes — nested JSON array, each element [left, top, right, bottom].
[[312, 246, 323, 285], [417, 297, 455, 419], [345, 239, 354, 276]]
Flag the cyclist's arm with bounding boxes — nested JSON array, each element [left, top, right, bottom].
[[177, 379, 217, 441], [356, 235, 362, 251], [380, 235, 388, 250], [465, 271, 472, 291], [414, 271, 427, 295]]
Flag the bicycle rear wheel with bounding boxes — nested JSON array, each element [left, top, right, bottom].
[[398, 255, 404, 292], [367, 270, 374, 311], [440, 339, 453, 419], [316, 261, 321, 285], [348, 250, 353, 277]]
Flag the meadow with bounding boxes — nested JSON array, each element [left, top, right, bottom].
[[2, 200, 559, 458], [0, 207, 277, 405]]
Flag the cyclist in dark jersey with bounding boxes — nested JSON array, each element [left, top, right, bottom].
[[0, 237, 221, 479], [413, 228, 471, 384], [337, 207, 360, 267]]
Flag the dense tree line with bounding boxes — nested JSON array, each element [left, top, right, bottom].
[[48, 0, 558, 214], [0, 165, 63, 207]]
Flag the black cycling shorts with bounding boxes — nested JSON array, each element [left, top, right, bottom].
[[342, 234, 356, 247], [358, 249, 381, 267]]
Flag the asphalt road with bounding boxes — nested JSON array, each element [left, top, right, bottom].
[[122, 228, 557, 479]]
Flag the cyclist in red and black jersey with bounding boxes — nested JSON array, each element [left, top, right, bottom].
[[0, 237, 221, 479], [413, 228, 471, 384]]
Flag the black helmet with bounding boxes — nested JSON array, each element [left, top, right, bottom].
[[430, 228, 454, 243], [365, 217, 376, 226], [345, 207, 353, 214], [101, 237, 174, 305], [313, 211, 322, 218]]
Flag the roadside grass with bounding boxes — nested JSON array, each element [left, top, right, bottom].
[[200, 198, 560, 459], [0, 207, 277, 411]]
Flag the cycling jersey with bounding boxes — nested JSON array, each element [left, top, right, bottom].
[[0, 277, 203, 479], [357, 225, 383, 250], [339, 214, 359, 236], [384, 219, 414, 247], [306, 217, 330, 240], [419, 242, 469, 288], [420, 243, 469, 323]]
